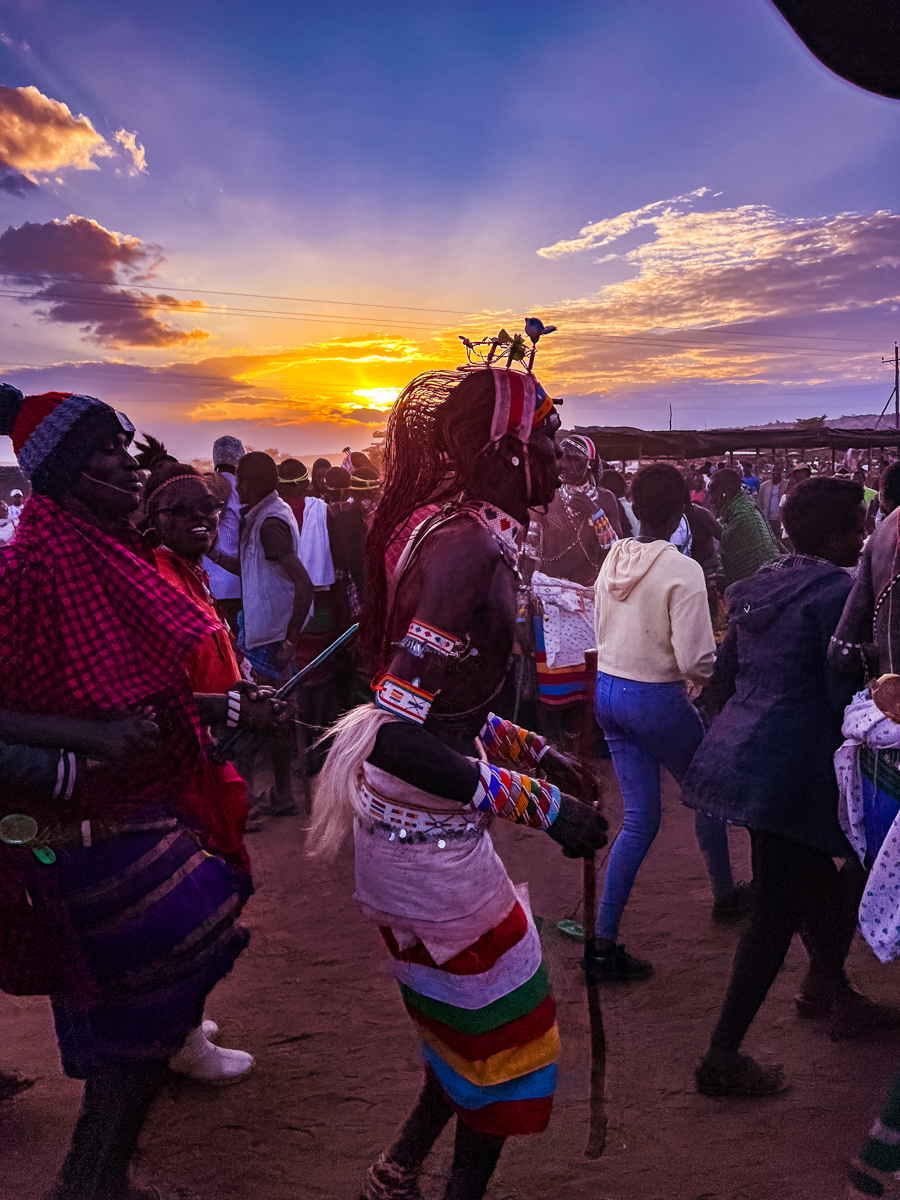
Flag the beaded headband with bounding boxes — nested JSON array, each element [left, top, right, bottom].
[[145, 473, 203, 506], [278, 470, 309, 484]]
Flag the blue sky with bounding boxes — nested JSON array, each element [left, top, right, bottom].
[[1, 0, 899, 459]]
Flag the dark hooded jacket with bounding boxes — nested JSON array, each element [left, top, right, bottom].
[[680, 555, 856, 856]]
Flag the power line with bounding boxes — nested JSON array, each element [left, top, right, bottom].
[[0, 270, 473, 316], [0, 287, 450, 332], [0, 286, 883, 359], [0, 270, 893, 351]]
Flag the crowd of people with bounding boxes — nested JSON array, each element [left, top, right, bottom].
[[2, 366, 900, 1200]]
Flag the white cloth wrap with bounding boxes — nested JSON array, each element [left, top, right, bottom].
[[354, 762, 518, 966], [835, 690, 900, 961], [531, 571, 595, 669], [299, 495, 335, 587]]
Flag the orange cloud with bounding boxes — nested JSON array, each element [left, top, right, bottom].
[[524, 196, 900, 396], [0, 86, 147, 193]]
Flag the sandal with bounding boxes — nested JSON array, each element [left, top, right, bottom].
[[695, 1052, 788, 1097], [359, 1152, 424, 1200]]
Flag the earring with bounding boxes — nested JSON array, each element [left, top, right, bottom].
[[511, 456, 520, 467]]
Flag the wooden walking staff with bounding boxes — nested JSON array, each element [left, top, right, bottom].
[[580, 647, 607, 1158]]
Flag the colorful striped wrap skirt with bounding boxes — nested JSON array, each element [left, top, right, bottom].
[[354, 764, 559, 1137], [46, 810, 250, 1078]]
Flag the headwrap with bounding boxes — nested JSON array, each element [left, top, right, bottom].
[[0, 384, 135, 495], [561, 434, 596, 461], [212, 435, 245, 468], [487, 369, 554, 449]]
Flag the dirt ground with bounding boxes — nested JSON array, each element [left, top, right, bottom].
[[4, 760, 900, 1200]]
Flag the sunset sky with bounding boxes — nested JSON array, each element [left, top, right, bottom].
[[1, 0, 899, 461]]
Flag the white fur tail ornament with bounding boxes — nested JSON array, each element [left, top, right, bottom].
[[308, 704, 398, 857]]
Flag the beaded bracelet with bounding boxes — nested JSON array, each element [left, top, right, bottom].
[[478, 713, 549, 770], [470, 761, 561, 831], [226, 689, 241, 728], [830, 635, 864, 657]]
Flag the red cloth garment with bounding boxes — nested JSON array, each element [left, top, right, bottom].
[[423, 1066, 553, 1137], [384, 503, 441, 581], [284, 495, 306, 532], [152, 548, 250, 873], [380, 901, 529, 975], [0, 495, 212, 821], [154, 549, 241, 694]]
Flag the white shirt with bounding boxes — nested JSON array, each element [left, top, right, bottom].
[[203, 477, 242, 601]]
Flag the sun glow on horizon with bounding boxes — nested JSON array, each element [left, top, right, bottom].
[[352, 386, 401, 409]]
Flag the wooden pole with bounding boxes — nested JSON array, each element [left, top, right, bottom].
[[581, 647, 607, 1158]]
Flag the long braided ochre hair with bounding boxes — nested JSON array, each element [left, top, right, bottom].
[[361, 368, 497, 661]]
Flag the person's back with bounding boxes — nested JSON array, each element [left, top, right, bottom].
[[709, 469, 781, 585], [684, 476, 871, 1101], [595, 539, 714, 684], [589, 462, 736, 982], [741, 464, 761, 495], [686, 500, 721, 570], [693, 559, 856, 850]]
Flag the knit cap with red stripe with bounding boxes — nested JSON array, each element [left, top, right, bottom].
[[0, 383, 133, 497]]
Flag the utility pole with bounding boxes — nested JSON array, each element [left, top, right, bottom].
[[876, 342, 899, 428], [669, 403, 673, 432]]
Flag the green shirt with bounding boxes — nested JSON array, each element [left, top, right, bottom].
[[719, 492, 783, 587]]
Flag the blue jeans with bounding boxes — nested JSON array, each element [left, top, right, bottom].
[[594, 672, 734, 941]]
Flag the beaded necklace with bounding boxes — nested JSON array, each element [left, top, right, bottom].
[[460, 500, 523, 574]]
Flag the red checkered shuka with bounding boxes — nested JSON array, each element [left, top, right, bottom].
[[0, 495, 215, 818]]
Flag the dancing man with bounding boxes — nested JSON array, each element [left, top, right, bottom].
[[310, 335, 609, 1200]]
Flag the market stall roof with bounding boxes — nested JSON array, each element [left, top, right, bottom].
[[571, 425, 900, 461]]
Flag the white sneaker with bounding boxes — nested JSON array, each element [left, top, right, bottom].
[[169, 1025, 254, 1085]]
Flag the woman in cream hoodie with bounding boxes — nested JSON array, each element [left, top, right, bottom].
[[586, 463, 739, 983]]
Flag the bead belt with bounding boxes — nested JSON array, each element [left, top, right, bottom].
[[355, 779, 488, 846]]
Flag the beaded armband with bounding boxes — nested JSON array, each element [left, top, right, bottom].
[[397, 619, 473, 661], [478, 712, 549, 771], [590, 509, 618, 551], [470, 761, 560, 831], [374, 673, 436, 725]]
